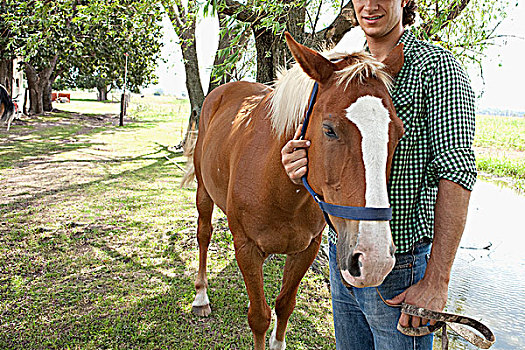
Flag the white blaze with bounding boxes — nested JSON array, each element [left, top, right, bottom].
[[341, 95, 394, 287], [345, 95, 391, 208]]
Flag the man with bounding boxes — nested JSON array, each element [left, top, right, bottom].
[[281, 0, 477, 349]]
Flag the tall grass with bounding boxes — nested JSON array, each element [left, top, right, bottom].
[[474, 114, 525, 191], [475, 114, 525, 151]]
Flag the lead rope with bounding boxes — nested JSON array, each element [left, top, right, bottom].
[[376, 287, 449, 350], [375, 287, 494, 349]]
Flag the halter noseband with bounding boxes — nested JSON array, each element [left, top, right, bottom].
[[299, 82, 392, 231]]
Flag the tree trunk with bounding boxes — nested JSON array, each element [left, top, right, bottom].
[[253, 27, 275, 84], [43, 78, 52, 112], [25, 64, 43, 115], [44, 70, 62, 111], [252, 5, 307, 84], [180, 19, 205, 128], [0, 58, 13, 93], [24, 56, 58, 115], [164, 1, 205, 149], [273, 6, 307, 71], [23, 87, 28, 115], [97, 86, 108, 101]]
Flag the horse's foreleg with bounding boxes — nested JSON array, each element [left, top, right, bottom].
[[271, 234, 322, 350], [235, 239, 271, 350], [192, 186, 214, 317]]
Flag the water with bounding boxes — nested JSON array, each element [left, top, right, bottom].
[[444, 180, 525, 349]]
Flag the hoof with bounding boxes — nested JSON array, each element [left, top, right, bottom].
[[192, 304, 212, 317]]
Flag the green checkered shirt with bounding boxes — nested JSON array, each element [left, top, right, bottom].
[[328, 30, 477, 253]]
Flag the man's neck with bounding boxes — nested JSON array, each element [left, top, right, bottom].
[[366, 24, 405, 62]]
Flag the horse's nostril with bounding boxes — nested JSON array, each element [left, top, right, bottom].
[[349, 253, 362, 277]]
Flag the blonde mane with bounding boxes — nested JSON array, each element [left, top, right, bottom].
[[268, 50, 392, 138]]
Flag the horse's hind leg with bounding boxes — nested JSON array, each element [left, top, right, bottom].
[[192, 185, 214, 317], [270, 234, 322, 350]]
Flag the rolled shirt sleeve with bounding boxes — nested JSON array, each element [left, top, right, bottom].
[[425, 51, 477, 190]]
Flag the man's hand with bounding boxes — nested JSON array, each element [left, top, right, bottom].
[[281, 125, 310, 185], [387, 276, 448, 327]]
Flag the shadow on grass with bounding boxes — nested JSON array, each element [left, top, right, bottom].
[[0, 222, 194, 349], [0, 143, 184, 216], [0, 109, 168, 171], [0, 112, 119, 170], [0, 128, 102, 170]]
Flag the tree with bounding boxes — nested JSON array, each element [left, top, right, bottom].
[[0, 1, 15, 93], [3, 1, 76, 114], [210, 0, 358, 83], [212, 0, 511, 82], [55, 0, 164, 101], [162, 0, 205, 127], [161, 0, 250, 146], [414, 0, 512, 69], [169, 0, 358, 148], [4, 0, 163, 115]]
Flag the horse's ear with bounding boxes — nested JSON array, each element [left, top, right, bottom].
[[285, 32, 335, 84], [381, 43, 404, 78]]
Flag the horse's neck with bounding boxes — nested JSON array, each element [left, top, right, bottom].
[[247, 117, 315, 208]]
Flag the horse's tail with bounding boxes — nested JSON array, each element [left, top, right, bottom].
[[180, 128, 198, 188]]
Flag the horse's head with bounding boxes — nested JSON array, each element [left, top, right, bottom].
[[283, 33, 404, 288]]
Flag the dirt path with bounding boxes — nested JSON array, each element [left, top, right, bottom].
[[0, 112, 123, 208]]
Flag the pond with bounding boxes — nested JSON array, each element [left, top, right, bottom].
[[442, 180, 525, 349]]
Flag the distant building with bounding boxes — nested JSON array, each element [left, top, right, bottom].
[[12, 57, 27, 115]]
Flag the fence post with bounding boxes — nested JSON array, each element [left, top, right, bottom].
[[119, 53, 129, 127], [119, 93, 126, 126]]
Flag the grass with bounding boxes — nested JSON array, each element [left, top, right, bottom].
[[0, 94, 335, 349], [474, 114, 525, 192], [474, 114, 525, 151]]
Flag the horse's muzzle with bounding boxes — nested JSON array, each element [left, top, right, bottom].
[[336, 221, 396, 288], [339, 251, 395, 288]]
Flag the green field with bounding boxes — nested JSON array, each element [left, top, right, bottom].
[[474, 114, 525, 192], [475, 114, 525, 151], [0, 95, 522, 349]]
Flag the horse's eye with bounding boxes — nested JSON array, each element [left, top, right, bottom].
[[322, 124, 338, 139]]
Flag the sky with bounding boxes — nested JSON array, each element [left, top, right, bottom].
[[148, 2, 525, 112]]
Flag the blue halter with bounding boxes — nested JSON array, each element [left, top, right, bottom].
[[299, 82, 392, 230]]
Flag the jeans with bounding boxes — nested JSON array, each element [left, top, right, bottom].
[[329, 240, 433, 350]]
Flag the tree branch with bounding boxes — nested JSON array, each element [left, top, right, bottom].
[[311, 0, 323, 36], [218, 0, 260, 23], [161, 1, 184, 32], [421, 0, 471, 37], [312, 0, 357, 47], [217, 0, 356, 48]]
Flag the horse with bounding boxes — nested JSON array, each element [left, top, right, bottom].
[[185, 33, 405, 349], [0, 84, 15, 131]]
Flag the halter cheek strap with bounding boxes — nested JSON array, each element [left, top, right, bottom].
[[299, 82, 393, 229]]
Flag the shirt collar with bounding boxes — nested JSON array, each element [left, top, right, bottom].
[[397, 29, 417, 57]]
